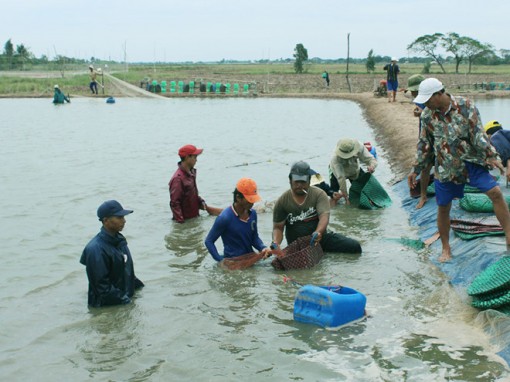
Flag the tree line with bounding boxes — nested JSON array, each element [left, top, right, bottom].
[[2, 33, 510, 73], [365, 32, 510, 75]]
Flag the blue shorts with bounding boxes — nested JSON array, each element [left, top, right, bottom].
[[434, 162, 498, 206], [387, 80, 398, 92]]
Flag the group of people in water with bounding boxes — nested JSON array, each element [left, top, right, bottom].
[[80, 139, 379, 307], [79, 71, 510, 307]]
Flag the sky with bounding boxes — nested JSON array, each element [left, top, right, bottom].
[[4, 0, 509, 63]]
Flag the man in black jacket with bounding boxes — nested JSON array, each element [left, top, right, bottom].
[[80, 200, 144, 307]]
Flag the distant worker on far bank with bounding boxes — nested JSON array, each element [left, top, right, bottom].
[[322, 71, 330, 87], [383, 57, 400, 103], [52, 84, 70, 104], [88, 65, 101, 95]]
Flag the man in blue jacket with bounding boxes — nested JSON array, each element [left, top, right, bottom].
[[80, 200, 144, 307]]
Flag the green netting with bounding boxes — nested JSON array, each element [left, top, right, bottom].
[[471, 289, 510, 309], [454, 230, 504, 240], [459, 193, 510, 213], [468, 256, 510, 297], [349, 172, 392, 210], [385, 237, 425, 250]]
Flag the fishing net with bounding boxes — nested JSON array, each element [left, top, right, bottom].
[[220, 252, 265, 270], [459, 193, 510, 213], [451, 217, 503, 240], [468, 256, 510, 298], [349, 172, 392, 209], [271, 235, 324, 270]]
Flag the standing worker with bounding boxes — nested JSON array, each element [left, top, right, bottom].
[[80, 200, 144, 307], [383, 57, 400, 103], [408, 78, 510, 262], [169, 144, 222, 223], [322, 71, 330, 87], [89, 65, 100, 95]]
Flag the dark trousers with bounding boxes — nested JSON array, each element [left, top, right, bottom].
[[321, 231, 362, 254], [90, 81, 98, 94]]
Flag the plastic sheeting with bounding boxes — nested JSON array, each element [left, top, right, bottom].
[[395, 177, 510, 365]]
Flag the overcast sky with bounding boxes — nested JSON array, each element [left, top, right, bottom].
[[4, 0, 508, 63]]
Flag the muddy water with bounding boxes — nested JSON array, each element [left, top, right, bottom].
[[0, 97, 507, 380]]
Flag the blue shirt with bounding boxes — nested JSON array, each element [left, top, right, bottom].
[[204, 205, 266, 261], [490, 129, 510, 164]]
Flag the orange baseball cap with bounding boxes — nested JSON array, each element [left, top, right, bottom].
[[236, 178, 261, 203]]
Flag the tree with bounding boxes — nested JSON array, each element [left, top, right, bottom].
[[366, 49, 375, 73], [459, 37, 494, 73], [3, 39, 14, 69], [293, 43, 308, 74], [407, 33, 446, 73], [15, 43, 32, 70], [441, 32, 464, 73]]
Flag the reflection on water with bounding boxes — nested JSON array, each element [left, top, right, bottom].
[[0, 98, 509, 380], [80, 306, 143, 373]]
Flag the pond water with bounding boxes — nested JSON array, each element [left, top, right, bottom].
[[0, 96, 509, 381]]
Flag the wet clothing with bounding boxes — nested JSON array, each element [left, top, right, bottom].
[[330, 143, 377, 196], [205, 205, 266, 262], [273, 187, 361, 253], [80, 227, 144, 307], [413, 95, 499, 184], [53, 89, 70, 104], [490, 129, 510, 165], [169, 162, 204, 223]]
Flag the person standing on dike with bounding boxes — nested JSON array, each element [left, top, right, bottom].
[[204, 178, 271, 264], [408, 78, 510, 263], [383, 57, 400, 103], [169, 144, 221, 223]]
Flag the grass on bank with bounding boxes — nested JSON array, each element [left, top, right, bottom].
[[2, 62, 510, 96]]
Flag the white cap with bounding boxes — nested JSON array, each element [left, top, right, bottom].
[[413, 78, 444, 104], [89, 65, 94, 69], [54, 84, 59, 89], [391, 57, 398, 62]]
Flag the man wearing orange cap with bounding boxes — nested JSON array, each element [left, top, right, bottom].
[[205, 178, 270, 262], [169, 144, 221, 223]]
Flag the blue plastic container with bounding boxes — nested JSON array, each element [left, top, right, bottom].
[[106, 97, 115, 104], [293, 285, 366, 329]]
